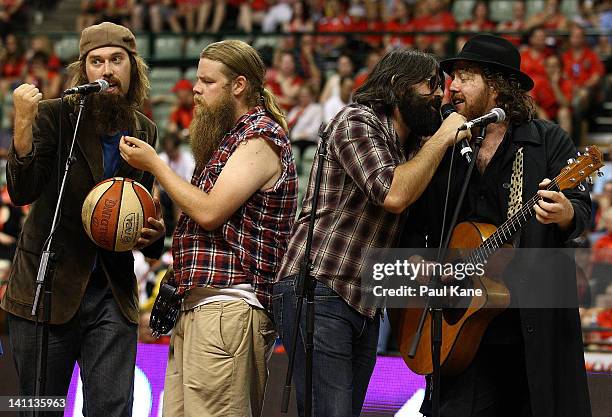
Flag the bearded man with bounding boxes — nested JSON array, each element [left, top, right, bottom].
[[273, 49, 469, 417], [3, 22, 165, 417], [119, 40, 298, 417], [403, 34, 592, 417]]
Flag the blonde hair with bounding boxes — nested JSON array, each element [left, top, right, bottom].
[[66, 53, 150, 108], [201, 40, 288, 132]]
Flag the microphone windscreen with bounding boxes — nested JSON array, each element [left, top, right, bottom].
[[491, 108, 506, 122], [96, 79, 110, 92]]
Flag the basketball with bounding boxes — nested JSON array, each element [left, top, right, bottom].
[[81, 177, 156, 252]]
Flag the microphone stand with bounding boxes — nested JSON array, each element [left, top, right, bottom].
[[281, 124, 330, 417], [407, 125, 487, 417], [31, 95, 86, 413]]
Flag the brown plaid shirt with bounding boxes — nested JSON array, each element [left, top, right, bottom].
[[277, 103, 408, 318]]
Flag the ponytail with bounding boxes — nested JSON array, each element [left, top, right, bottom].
[[262, 87, 288, 133]]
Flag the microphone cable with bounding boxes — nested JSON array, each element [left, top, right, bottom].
[[436, 128, 460, 262]]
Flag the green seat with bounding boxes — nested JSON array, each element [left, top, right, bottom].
[[135, 33, 151, 60], [253, 36, 281, 50], [561, 0, 578, 18], [526, 0, 545, 18], [152, 102, 173, 123], [154, 35, 184, 60], [184, 67, 198, 83], [490, 1, 513, 23], [452, 0, 475, 23], [184, 37, 215, 59], [150, 67, 182, 82], [150, 79, 176, 97], [54, 36, 79, 62]]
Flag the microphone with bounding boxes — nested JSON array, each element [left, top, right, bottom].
[[62, 79, 110, 96], [441, 103, 473, 163], [459, 107, 506, 131]]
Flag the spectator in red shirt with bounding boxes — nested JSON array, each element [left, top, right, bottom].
[[236, 0, 269, 33], [24, 51, 62, 99], [283, 0, 313, 33], [562, 23, 605, 122], [0, 0, 25, 39], [361, 0, 387, 49], [526, 0, 568, 31], [168, 79, 195, 139], [412, 0, 457, 55], [563, 23, 605, 89], [76, 0, 106, 31], [317, 0, 351, 55], [0, 33, 26, 95], [353, 49, 381, 91], [266, 50, 304, 112], [460, 0, 495, 31], [281, 0, 315, 49], [456, 0, 496, 51], [497, 0, 527, 46], [531, 54, 572, 135], [385, 0, 415, 49], [103, 0, 136, 28], [520, 26, 551, 81], [25, 35, 62, 73], [591, 207, 612, 301]]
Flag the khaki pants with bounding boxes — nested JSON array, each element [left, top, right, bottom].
[[163, 300, 276, 417]]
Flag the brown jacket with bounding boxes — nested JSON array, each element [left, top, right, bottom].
[[1, 98, 163, 324]]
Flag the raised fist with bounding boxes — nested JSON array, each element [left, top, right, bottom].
[[13, 84, 43, 123]]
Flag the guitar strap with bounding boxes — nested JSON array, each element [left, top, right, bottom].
[[507, 146, 524, 246]]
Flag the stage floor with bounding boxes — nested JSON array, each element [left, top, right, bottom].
[[1, 336, 611, 417]]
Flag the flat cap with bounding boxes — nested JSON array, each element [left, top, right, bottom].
[[79, 22, 137, 60]]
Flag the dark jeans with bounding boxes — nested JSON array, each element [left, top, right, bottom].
[[273, 275, 380, 417], [7, 271, 137, 417], [421, 343, 533, 417]]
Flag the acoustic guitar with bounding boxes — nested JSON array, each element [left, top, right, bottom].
[[389, 146, 604, 376]]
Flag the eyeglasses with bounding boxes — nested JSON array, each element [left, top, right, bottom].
[[422, 71, 445, 95]]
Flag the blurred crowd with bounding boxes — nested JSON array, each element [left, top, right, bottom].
[[0, 0, 611, 348]]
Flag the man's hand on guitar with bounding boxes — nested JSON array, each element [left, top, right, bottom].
[[534, 178, 575, 230]]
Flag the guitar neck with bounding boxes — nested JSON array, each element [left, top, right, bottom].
[[466, 180, 561, 265]]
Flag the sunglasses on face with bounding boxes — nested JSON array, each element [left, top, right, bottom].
[[423, 72, 445, 95]]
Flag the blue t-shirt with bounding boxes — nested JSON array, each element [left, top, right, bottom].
[[93, 131, 127, 270], [101, 132, 126, 179]]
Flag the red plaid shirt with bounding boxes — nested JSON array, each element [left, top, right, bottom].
[[172, 106, 297, 312]]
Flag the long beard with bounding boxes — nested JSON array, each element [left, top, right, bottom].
[[189, 93, 236, 170], [88, 93, 135, 135], [399, 92, 443, 137]]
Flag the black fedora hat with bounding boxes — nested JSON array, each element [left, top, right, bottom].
[[440, 34, 534, 91]]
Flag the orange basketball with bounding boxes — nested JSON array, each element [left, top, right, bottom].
[[81, 177, 156, 252]]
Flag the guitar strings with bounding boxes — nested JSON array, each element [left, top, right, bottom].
[[465, 178, 561, 265]]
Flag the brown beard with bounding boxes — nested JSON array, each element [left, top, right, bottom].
[[88, 93, 135, 136], [189, 91, 236, 170]]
